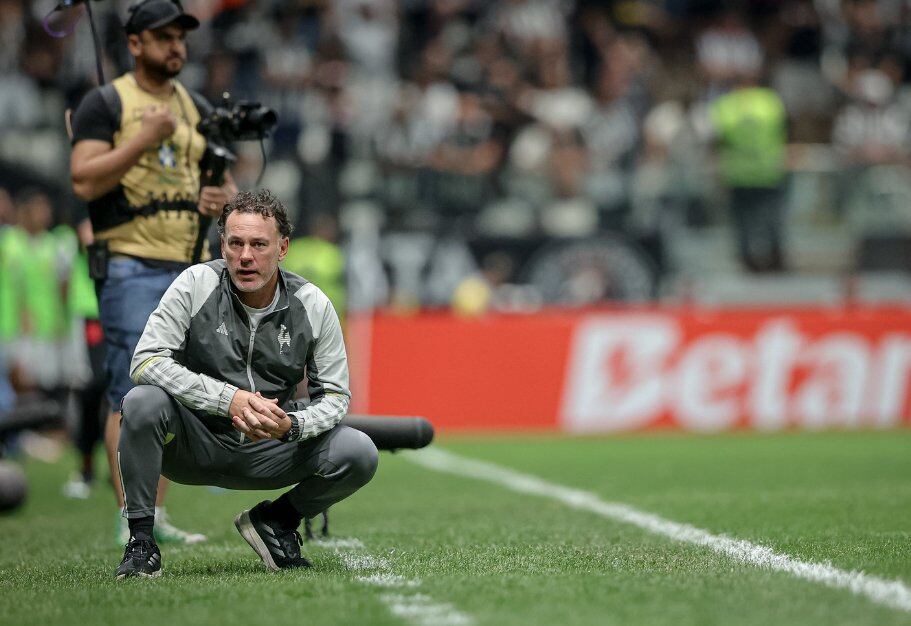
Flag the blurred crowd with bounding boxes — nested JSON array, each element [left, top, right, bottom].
[[3, 0, 911, 312]]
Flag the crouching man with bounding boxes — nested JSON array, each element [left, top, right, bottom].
[[115, 189, 377, 578]]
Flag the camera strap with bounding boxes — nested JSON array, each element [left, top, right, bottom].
[[191, 216, 210, 265]]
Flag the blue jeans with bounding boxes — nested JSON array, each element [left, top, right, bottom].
[[98, 257, 185, 411]]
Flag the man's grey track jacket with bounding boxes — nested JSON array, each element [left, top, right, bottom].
[[130, 259, 349, 441]]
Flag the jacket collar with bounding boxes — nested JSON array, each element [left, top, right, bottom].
[[223, 266, 291, 317]]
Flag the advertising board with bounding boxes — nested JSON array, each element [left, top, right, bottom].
[[348, 307, 911, 432]]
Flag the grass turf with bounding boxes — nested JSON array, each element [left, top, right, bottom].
[[0, 430, 909, 625]]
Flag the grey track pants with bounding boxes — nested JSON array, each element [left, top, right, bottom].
[[118, 385, 378, 520]]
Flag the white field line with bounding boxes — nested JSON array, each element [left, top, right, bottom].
[[404, 447, 911, 614], [311, 537, 473, 626]]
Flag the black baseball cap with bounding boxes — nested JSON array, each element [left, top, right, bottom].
[[124, 0, 200, 35]]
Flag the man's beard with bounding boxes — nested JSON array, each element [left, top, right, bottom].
[[231, 266, 277, 293], [144, 57, 183, 81]]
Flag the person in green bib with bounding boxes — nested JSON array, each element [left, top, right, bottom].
[[281, 214, 346, 324], [0, 190, 69, 392], [710, 72, 788, 272]]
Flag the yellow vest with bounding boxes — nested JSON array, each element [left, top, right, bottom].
[[96, 73, 208, 263]]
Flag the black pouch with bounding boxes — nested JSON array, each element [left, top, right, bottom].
[[87, 241, 109, 281]]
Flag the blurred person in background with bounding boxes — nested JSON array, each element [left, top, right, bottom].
[[0, 12, 50, 134], [832, 67, 911, 168], [0, 189, 93, 463], [282, 213, 346, 322], [486, 0, 570, 53], [697, 6, 763, 101], [770, 0, 830, 143], [61, 219, 108, 500], [258, 2, 317, 157], [542, 126, 596, 235], [69, 0, 235, 545], [0, 189, 69, 395], [582, 33, 653, 226], [710, 59, 788, 273], [333, 0, 399, 77], [831, 64, 911, 227], [451, 251, 531, 316], [425, 90, 504, 224], [0, 0, 25, 75], [839, 0, 899, 68], [630, 95, 712, 235]]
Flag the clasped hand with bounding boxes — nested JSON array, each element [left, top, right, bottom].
[[230, 389, 292, 441]]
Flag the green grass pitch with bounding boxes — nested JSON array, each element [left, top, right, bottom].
[[1, 430, 909, 625]]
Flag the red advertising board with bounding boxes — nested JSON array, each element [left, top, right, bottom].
[[347, 307, 911, 433]]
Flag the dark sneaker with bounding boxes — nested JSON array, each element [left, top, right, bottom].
[[115, 536, 162, 579], [234, 500, 311, 571]]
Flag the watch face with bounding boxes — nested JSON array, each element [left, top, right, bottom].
[[282, 416, 303, 442]]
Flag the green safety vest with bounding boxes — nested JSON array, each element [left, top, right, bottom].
[[711, 87, 787, 188], [0, 226, 71, 341], [69, 251, 99, 320], [281, 237, 346, 321]]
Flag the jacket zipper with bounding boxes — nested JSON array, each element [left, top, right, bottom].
[[239, 324, 257, 444], [246, 326, 257, 393]]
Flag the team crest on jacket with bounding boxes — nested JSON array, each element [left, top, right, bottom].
[[278, 324, 291, 354]]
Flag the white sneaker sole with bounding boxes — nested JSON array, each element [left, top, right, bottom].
[[155, 530, 207, 545], [234, 510, 280, 572], [116, 568, 163, 580]]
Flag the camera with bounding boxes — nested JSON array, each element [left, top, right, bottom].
[[197, 97, 277, 145], [195, 94, 277, 188]]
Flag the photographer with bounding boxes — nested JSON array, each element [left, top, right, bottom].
[[70, 0, 235, 546]]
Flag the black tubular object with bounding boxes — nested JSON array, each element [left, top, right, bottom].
[[84, 0, 105, 84], [192, 145, 231, 263], [340, 414, 434, 452], [0, 402, 434, 452], [0, 400, 63, 437]]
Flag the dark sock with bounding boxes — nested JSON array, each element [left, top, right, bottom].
[[128, 515, 154, 540], [264, 494, 303, 530], [80, 455, 93, 483]]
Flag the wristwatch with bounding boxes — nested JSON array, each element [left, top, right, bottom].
[[280, 415, 303, 443]]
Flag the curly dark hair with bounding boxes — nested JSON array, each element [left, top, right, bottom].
[[217, 189, 293, 238]]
